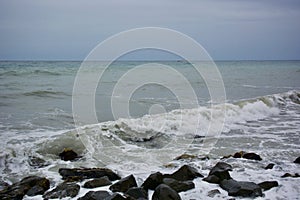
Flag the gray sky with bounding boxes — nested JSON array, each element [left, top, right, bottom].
[[0, 0, 299, 60]]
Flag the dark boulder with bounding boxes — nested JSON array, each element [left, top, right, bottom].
[[43, 182, 80, 199], [64, 176, 84, 183], [204, 162, 232, 184], [203, 174, 220, 184], [281, 173, 300, 178], [142, 172, 164, 190], [152, 184, 181, 200], [220, 179, 262, 197], [232, 151, 262, 161], [28, 156, 49, 168], [26, 185, 47, 196], [107, 193, 127, 200], [109, 175, 137, 193], [162, 178, 194, 193], [174, 154, 209, 161], [59, 168, 120, 181], [0, 180, 9, 191], [126, 187, 148, 199], [294, 156, 300, 164], [78, 191, 111, 200], [0, 176, 50, 199], [265, 163, 275, 170], [243, 153, 262, 161], [233, 151, 244, 158], [59, 148, 79, 161], [207, 189, 221, 198], [165, 165, 203, 181], [83, 176, 112, 188], [258, 181, 279, 191]]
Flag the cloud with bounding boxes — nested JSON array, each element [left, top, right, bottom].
[[0, 0, 299, 60]]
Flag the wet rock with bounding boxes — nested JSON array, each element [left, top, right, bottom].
[[204, 162, 232, 184], [294, 156, 300, 164], [166, 165, 203, 181], [233, 151, 244, 158], [281, 173, 300, 178], [142, 172, 164, 190], [220, 179, 262, 197], [0, 176, 50, 199], [207, 189, 221, 197], [0, 180, 9, 191], [162, 178, 194, 193], [110, 175, 137, 193], [265, 163, 275, 170], [27, 185, 48, 196], [152, 184, 181, 200], [258, 181, 279, 191], [28, 156, 49, 168], [221, 155, 232, 159], [83, 176, 112, 188], [59, 148, 79, 161], [43, 182, 80, 199], [203, 174, 220, 184], [78, 191, 111, 200], [59, 168, 120, 181], [232, 151, 262, 161], [174, 154, 209, 161], [174, 154, 197, 160], [64, 176, 84, 183], [107, 193, 127, 200], [126, 187, 148, 199], [243, 153, 262, 161]]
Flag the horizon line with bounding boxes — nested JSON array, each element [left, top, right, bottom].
[[0, 59, 300, 62]]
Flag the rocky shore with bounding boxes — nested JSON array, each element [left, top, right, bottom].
[[0, 149, 299, 199]]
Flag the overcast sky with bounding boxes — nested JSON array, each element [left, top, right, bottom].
[[0, 0, 299, 60]]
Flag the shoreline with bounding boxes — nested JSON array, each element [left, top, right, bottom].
[[1, 150, 299, 199]]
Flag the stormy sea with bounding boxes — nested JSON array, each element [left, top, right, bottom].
[[0, 60, 299, 199]]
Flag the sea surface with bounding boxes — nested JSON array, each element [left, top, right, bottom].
[[0, 60, 300, 199]]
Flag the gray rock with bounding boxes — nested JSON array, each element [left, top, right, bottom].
[[28, 156, 49, 168], [152, 184, 181, 200], [207, 189, 221, 197], [43, 182, 80, 199], [109, 175, 137, 193], [142, 172, 164, 190], [243, 153, 262, 161], [258, 181, 279, 191], [78, 191, 111, 200], [83, 176, 112, 188], [204, 162, 232, 184], [26, 185, 46, 196], [220, 179, 262, 197], [294, 156, 300, 164], [126, 187, 148, 199], [203, 174, 220, 184], [233, 151, 262, 161], [0, 176, 50, 199], [59, 168, 121, 181], [166, 165, 203, 181], [265, 163, 275, 170], [281, 173, 300, 178], [162, 178, 195, 193], [106, 193, 127, 200], [59, 148, 79, 161], [0, 180, 9, 191]]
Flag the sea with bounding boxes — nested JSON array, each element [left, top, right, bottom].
[[0, 60, 299, 199]]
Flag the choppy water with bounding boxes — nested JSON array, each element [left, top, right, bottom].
[[0, 61, 300, 199]]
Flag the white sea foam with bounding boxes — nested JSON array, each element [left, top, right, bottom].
[[1, 90, 300, 199]]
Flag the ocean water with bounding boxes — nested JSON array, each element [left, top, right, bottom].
[[0, 60, 300, 199]]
